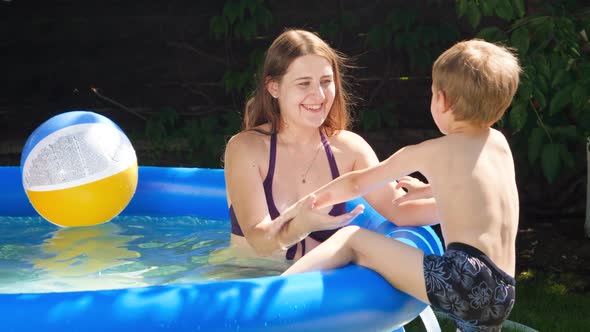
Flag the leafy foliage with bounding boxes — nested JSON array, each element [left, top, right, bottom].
[[210, 0, 272, 40], [142, 107, 241, 167], [461, 0, 590, 182], [136, 0, 589, 184], [140, 0, 273, 167], [367, 5, 460, 70]]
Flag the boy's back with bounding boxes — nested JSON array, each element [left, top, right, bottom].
[[421, 128, 519, 276]]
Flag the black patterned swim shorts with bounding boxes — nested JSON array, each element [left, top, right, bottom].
[[423, 242, 516, 332]]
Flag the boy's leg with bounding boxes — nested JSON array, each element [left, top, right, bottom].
[[283, 225, 429, 304]]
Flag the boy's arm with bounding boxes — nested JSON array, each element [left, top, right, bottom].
[[313, 144, 425, 209]]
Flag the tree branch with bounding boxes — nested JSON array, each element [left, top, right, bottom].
[[166, 41, 228, 66]]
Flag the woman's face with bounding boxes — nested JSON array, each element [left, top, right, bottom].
[[270, 54, 335, 129]]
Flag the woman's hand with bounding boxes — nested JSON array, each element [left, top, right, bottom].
[[274, 195, 364, 251], [293, 194, 364, 233]]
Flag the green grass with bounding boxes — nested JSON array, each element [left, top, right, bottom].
[[403, 270, 590, 331]]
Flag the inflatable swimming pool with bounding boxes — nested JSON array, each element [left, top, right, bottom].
[[0, 166, 443, 332]]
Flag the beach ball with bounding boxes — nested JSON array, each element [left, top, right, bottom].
[[21, 111, 138, 227]]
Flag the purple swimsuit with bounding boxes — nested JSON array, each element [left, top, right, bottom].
[[229, 130, 347, 260]]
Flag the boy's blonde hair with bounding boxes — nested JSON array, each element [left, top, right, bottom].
[[432, 39, 521, 127]]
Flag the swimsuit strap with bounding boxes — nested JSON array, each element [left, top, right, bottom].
[[307, 130, 346, 243], [230, 132, 280, 237], [320, 130, 340, 178], [263, 133, 280, 219]]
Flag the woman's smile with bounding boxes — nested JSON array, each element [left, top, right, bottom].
[[301, 103, 324, 113]]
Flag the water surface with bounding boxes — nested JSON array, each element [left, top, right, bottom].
[[0, 216, 289, 293]]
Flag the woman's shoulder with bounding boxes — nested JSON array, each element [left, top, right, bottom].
[[226, 126, 271, 157], [329, 130, 372, 152]]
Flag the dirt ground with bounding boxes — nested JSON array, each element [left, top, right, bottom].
[[516, 217, 590, 293]]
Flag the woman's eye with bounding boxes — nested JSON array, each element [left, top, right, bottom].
[[321, 80, 332, 86], [298, 82, 310, 87]]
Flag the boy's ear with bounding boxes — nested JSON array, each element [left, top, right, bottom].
[[265, 77, 279, 98], [439, 90, 452, 113]]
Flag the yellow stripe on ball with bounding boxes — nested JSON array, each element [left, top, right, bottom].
[[26, 163, 138, 227]]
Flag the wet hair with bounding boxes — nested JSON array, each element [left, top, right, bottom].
[[432, 39, 521, 127], [243, 29, 352, 136]]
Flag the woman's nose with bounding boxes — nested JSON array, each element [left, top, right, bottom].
[[310, 82, 325, 100]]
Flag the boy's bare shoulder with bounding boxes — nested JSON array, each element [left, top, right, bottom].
[[489, 128, 510, 145], [412, 135, 450, 153]]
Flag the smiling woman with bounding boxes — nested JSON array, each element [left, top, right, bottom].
[[223, 29, 436, 262]]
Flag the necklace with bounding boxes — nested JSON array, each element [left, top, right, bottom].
[[301, 142, 323, 184]]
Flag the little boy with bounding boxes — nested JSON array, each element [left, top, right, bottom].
[[283, 39, 521, 332]]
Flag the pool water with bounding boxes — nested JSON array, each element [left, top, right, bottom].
[[0, 216, 289, 294]]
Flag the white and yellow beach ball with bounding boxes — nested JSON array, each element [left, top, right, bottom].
[[21, 111, 138, 227]]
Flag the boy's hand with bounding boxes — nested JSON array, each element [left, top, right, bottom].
[[394, 176, 432, 204]]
